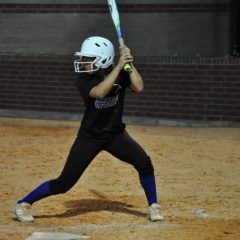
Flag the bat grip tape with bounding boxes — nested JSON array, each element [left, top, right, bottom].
[[118, 38, 125, 47]]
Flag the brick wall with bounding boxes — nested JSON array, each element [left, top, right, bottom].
[[0, 55, 239, 123], [1, 1, 239, 124]]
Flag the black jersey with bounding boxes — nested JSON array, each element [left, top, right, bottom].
[[75, 71, 130, 141]]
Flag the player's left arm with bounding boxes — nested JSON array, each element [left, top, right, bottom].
[[119, 45, 144, 93], [128, 64, 144, 93]]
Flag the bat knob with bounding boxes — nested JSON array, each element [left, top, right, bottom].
[[124, 63, 132, 72]]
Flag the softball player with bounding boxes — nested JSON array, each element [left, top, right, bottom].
[[13, 36, 164, 222]]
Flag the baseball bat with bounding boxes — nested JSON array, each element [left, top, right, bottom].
[[107, 0, 132, 72]]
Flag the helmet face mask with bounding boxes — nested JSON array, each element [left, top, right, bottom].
[[74, 36, 115, 73], [74, 56, 99, 73]]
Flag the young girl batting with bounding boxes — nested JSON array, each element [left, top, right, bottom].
[[13, 36, 164, 222]]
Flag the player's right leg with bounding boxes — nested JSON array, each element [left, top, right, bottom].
[[13, 137, 103, 222]]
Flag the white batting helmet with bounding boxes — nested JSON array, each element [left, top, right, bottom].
[[74, 36, 115, 73]]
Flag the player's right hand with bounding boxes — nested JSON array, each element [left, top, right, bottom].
[[119, 45, 131, 56], [117, 53, 133, 70]]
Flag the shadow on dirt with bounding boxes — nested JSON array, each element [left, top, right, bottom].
[[35, 198, 146, 219]]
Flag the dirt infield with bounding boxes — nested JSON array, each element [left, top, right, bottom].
[[0, 117, 239, 240]]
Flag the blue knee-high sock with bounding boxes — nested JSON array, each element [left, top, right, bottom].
[[140, 174, 158, 206], [17, 180, 52, 205]]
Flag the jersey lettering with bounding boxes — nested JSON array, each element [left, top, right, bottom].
[[94, 84, 122, 109]]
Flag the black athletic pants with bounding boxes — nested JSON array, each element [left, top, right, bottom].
[[49, 130, 154, 195]]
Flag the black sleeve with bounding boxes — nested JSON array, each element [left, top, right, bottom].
[[75, 74, 100, 99], [118, 70, 131, 89]]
